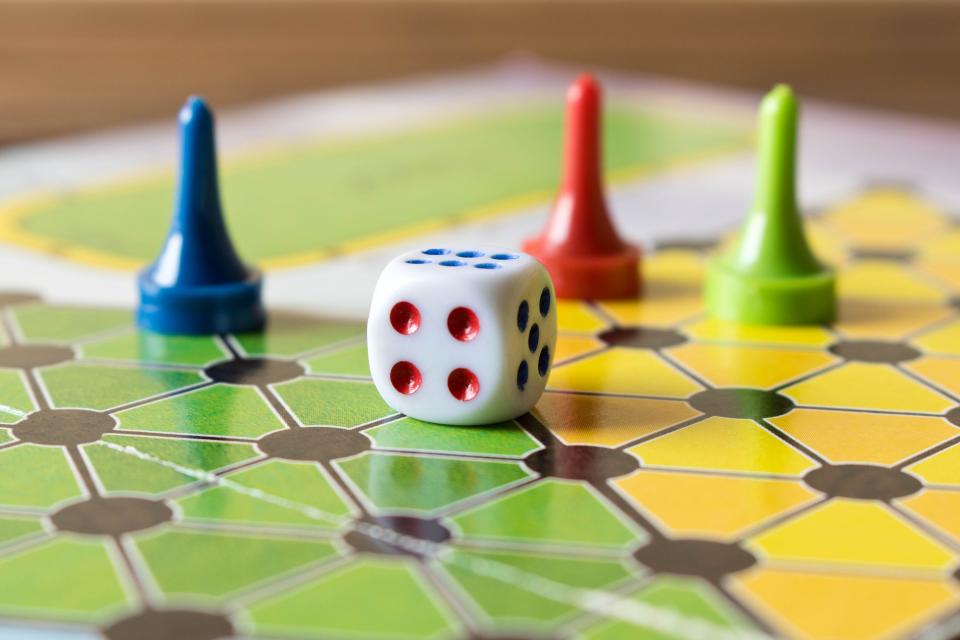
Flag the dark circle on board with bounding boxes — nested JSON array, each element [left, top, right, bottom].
[[52, 497, 173, 536], [204, 358, 304, 386], [102, 608, 234, 640], [599, 327, 687, 350], [803, 464, 922, 500], [688, 388, 794, 420], [12, 409, 116, 446], [633, 538, 757, 579], [0, 292, 42, 308], [849, 248, 916, 263], [950, 296, 960, 312], [524, 445, 638, 482], [343, 514, 451, 558], [946, 406, 960, 428], [258, 427, 371, 462], [952, 565, 960, 585], [828, 340, 921, 364], [0, 344, 74, 369]]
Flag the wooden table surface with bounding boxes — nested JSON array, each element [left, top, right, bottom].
[[2, 0, 960, 146]]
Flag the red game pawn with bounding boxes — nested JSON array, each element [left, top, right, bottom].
[[523, 74, 641, 299]]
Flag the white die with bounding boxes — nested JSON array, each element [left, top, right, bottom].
[[367, 246, 557, 425]]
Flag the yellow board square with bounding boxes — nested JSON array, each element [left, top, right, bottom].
[[547, 347, 702, 398], [597, 250, 704, 327], [805, 219, 848, 265], [769, 409, 958, 466], [532, 393, 698, 448], [629, 417, 816, 476], [749, 499, 954, 571], [615, 471, 818, 539], [919, 227, 960, 261], [553, 335, 605, 365], [821, 190, 948, 251], [782, 362, 954, 414], [555, 301, 609, 335], [681, 317, 834, 348], [665, 342, 837, 390], [917, 258, 960, 293], [914, 319, 960, 356], [835, 298, 953, 340], [735, 568, 957, 640], [838, 262, 946, 303], [906, 443, 960, 486], [901, 490, 960, 543], [904, 356, 960, 399]]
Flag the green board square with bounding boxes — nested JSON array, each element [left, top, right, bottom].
[[368, 417, 540, 457]]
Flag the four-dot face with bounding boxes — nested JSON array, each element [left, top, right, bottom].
[[368, 246, 557, 425]]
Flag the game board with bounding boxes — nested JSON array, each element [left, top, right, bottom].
[[3, 61, 960, 640]]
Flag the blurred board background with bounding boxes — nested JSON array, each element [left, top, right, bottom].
[[2, 0, 960, 145]]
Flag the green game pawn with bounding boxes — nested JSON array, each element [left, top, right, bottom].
[[706, 85, 835, 325]]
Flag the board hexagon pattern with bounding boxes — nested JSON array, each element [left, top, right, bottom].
[[0, 189, 960, 639]]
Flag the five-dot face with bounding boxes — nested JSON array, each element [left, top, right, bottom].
[[516, 286, 552, 391]]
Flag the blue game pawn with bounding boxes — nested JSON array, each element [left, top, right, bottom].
[[137, 97, 265, 335]]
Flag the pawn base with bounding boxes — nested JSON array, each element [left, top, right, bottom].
[[137, 272, 265, 336], [706, 259, 835, 326]]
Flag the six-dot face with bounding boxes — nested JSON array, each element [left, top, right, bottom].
[[403, 249, 521, 272], [369, 246, 556, 425]]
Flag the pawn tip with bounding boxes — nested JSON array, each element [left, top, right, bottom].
[[569, 73, 600, 103], [769, 83, 793, 97], [180, 96, 213, 127], [574, 73, 597, 87], [762, 84, 797, 115]]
